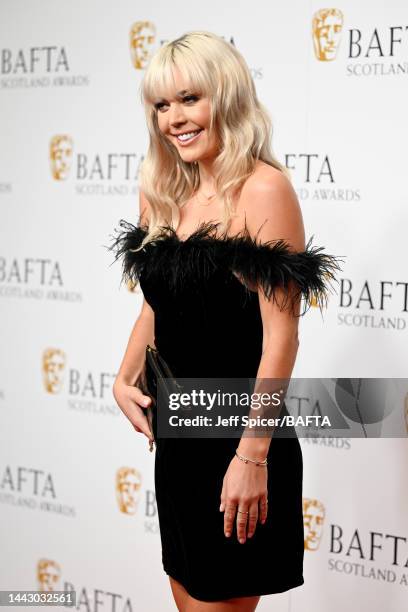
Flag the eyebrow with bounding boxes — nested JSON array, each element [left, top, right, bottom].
[[154, 90, 193, 102]]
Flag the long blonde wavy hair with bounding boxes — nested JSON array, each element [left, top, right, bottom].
[[138, 30, 289, 245]]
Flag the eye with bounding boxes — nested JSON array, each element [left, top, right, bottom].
[[183, 94, 199, 103], [154, 94, 199, 112], [154, 101, 167, 111]]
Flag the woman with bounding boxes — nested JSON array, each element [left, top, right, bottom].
[[109, 31, 341, 611]]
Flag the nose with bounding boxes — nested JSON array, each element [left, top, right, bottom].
[[327, 26, 335, 42], [168, 102, 186, 127]]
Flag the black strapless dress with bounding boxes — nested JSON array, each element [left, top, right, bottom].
[[108, 218, 341, 602]]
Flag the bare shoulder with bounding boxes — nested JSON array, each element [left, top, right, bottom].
[[239, 161, 305, 251], [241, 161, 298, 213], [139, 189, 151, 225]]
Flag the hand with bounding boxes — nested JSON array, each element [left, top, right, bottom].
[[219, 454, 268, 544], [113, 379, 154, 443]]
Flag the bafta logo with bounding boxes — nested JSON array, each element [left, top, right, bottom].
[[126, 278, 139, 293], [42, 348, 66, 394], [50, 134, 73, 180], [129, 21, 156, 70], [312, 9, 344, 61], [311, 272, 334, 308], [116, 467, 142, 514], [303, 497, 325, 551], [37, 559, 61, 592]]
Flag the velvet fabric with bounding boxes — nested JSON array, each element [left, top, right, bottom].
[[108, 219, 342, 601]]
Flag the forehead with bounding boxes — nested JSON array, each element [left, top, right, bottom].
[[147, 63, 204, 103], [319, 15, 340, 26]]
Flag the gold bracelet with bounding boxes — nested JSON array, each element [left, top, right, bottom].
[[235, 450, 268, 467]]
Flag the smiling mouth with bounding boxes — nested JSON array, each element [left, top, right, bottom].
[[173, 129, 203, 143]]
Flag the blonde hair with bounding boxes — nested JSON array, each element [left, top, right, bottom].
[[138, 30, 289, 245]]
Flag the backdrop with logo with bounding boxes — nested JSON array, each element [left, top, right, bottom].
[[1, 1, 407, 611]]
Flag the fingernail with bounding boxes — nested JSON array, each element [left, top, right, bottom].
[[219, 505, 224, 512], [239, 538, 245, 544], [144, 399, 150, 406], [225, 532, 231, 537]]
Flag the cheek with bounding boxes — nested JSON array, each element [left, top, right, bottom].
[[156, 114, 168, 134], [195, 102, 211, 128]]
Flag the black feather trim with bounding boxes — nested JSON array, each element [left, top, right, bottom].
[[106, 218, 344, 316], [105, 220, 150, 290]]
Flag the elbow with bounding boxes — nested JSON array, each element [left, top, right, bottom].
[[291, 333, 300, 353], [292, 330, 300, 352]]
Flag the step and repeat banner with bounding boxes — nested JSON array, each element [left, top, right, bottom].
[[1, 1, 407, 611]]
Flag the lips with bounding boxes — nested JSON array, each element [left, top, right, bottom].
[[172, 129, 202, 137], [173, 129, 203, 146]]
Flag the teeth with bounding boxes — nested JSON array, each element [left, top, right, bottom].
[[177, 130, 201, 141]]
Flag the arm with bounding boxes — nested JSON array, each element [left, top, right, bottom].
[[112, 190, 156, 440], [220, 169, 305, 543], [237, 169, 305, 460], [114, 298, 155, 387]]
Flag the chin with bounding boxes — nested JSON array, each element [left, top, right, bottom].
[[178, 152, 200, 162]]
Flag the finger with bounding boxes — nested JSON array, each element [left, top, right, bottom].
[[131, 386, 152, 409], [236, 505, 249, 544], [247, 502, 259, 538], [259, 495, 268, 524], [224, 503, 237, 537], [219, 480, 226, 512], [127, 392, 154, 440], [128, 406, 153, 440]]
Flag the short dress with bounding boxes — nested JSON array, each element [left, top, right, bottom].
[[109, 218, 341, 602]]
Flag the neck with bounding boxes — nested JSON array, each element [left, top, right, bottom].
[[196, 157, 217, 194]]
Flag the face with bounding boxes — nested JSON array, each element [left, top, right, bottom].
[[43, 349, 66, 393], [313, 11, 343, 61], [153, 68, 219, 164], [130, 21, 155, 70], [303, 502, 325, 550], [50, 135, 73, 180], [116, 469, 142, 514], [38, 561, 60, 591]]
